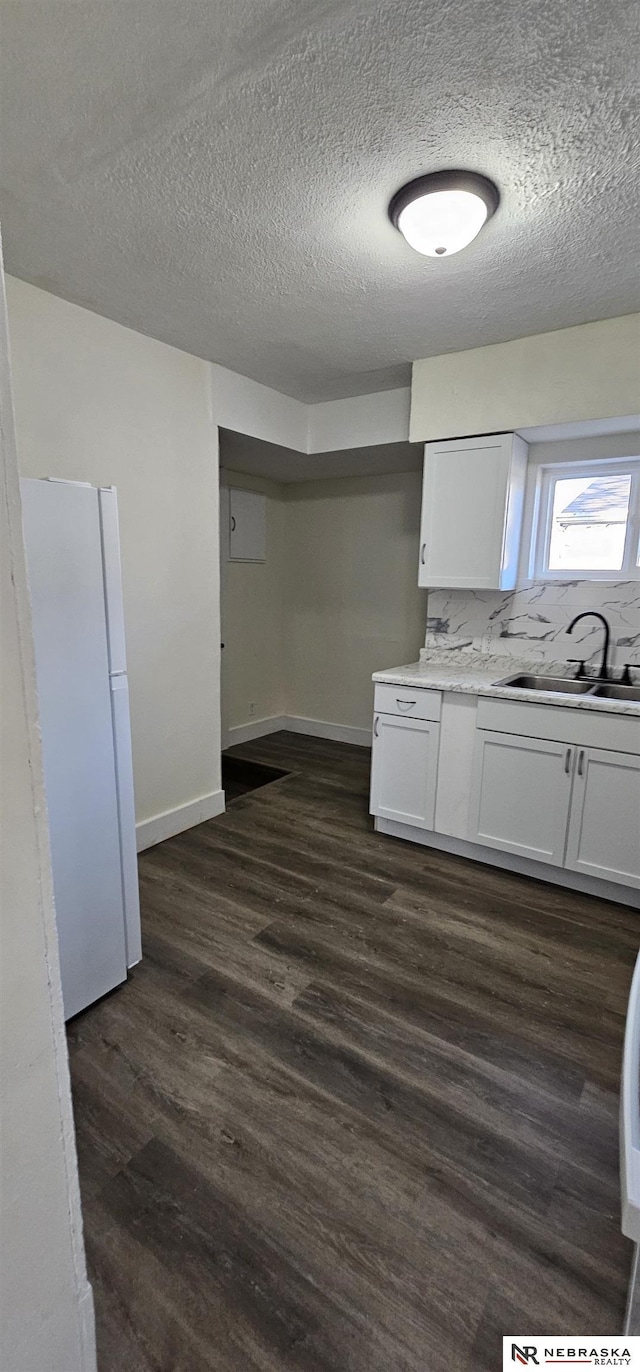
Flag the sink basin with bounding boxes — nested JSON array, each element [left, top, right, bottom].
[[592, 683, 640, 702], [497, 674, 640, 703], [496, 674, 596, 694]]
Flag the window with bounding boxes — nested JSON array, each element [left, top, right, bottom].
[[531, 458, 640, 580]]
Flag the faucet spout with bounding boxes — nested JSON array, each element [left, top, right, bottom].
[[567, 611, 612, 681]]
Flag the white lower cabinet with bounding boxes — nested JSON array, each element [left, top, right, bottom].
[[469, 730, 574, 866], [370, 682, 640, 900], [370, 713, 439, 828], [470, 727, 640, 888], [565, 746, 640, 889]]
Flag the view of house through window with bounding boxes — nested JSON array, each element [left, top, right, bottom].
[[533, 459, 640, 579], [548, 473, 631, 570]]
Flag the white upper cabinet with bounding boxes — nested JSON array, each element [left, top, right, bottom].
[[229, 488, 266, 561], [418, 433, 528, 589]]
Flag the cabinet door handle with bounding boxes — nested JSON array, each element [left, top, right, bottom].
[[396, 698, 416, 711], [577, 749, 585, 777], [373, 716, 379, 738], [231, 515, 236, 531], [564, 747, 572, 774], [420, 543, 426, 565]]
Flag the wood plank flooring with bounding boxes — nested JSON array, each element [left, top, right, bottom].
[[66, 731, 639, 1371]]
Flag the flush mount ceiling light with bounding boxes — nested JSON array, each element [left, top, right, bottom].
[[389, 170, 499, 258]]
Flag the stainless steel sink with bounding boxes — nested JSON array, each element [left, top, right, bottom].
[[592, 682, 640, 702], [496, 674, 596, 694], [496, 673, 640, 702]]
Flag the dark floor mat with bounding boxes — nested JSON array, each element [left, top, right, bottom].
[[221, 752, 290, 802]]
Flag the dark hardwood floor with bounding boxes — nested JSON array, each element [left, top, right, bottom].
[[67, 732, 638, 1371]]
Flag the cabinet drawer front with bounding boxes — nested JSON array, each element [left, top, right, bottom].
[[476, 695, 640, 753], [374, 683, 441, 722]]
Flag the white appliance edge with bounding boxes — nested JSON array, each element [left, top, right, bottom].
[[622, 950, 640, 1333], [98, 486, 141, 967], [21, 477, 141, 1017]]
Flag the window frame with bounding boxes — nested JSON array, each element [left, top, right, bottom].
[[529, 455, 640, 582]]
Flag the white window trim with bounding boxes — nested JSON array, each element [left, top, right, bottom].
[[525, 454, 640, 584]]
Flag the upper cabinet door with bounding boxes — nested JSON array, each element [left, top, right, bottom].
[[418, 433, 528, 589], [229, 488, 266, 561]]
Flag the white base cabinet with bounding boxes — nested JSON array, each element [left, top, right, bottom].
[[469, 730, 574, 866], [469, 725, 640, 891], [565, 747, 640, 889], [370, 714, 439, 829], [370, 682, 640, 902]]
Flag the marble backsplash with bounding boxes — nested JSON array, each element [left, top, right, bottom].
[[425, 580, 640, 669]]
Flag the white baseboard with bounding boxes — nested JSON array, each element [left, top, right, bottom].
[[226, 715, 288, 748], [225, 714, 372, 749], [285, 715, 372, 747], [136, 788, 226, 851]]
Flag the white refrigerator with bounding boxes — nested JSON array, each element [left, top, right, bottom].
[[21, 477, 142, 1019], [621, 949, 640, 1334]]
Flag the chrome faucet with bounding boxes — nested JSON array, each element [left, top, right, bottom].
[[567, 611, 612, 681]]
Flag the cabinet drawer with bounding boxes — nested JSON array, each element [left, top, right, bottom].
[[374, 683, 441, 722], [476, 695, 640, 753]]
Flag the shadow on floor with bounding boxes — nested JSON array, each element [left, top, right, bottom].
[[221, 750, 290, 802]]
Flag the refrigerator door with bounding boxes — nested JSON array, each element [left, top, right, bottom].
[[98, 486, 127, 675], [110, 674, 142, 967], [20, 478, 127, 1018], [98, 486, 142, 967], [622, 948, 640, 1332]]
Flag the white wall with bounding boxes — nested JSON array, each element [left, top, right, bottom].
[[6, 278, 222, 840], [1, 264, 95, 1370], [219, 466, 286, 742], [410, 315, 640, 441], [211, 361, 410, 454], [283, 471, 427, 732], [307, 388, 411, 454], [212, 362, 308, 452]]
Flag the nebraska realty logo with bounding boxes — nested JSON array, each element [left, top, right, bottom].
[[502, 1338, 640, 1368]]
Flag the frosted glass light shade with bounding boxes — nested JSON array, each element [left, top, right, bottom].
[[398, 189, 487, 257], [389, 171, 498, 259]]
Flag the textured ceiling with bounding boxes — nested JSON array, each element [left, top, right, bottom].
[[2, 0, 639, 401]]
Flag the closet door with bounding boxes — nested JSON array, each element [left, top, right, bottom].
[[229, 488, 266, 561]]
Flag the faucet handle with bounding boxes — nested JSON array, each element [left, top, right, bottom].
[[567, 659, 588, 679], [621, 664, 636, 685]]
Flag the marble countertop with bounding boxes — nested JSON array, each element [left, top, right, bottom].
[[373, 651, 640, 717]]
